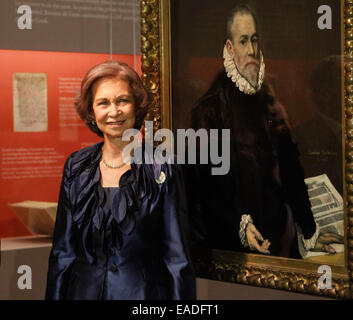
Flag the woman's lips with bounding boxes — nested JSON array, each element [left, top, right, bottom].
[[106, 120, 125, 127]]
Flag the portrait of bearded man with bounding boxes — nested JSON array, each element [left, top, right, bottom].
[[188, 4, 343, 258]]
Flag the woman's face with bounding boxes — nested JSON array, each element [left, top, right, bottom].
[[92, 77, 136, 139]]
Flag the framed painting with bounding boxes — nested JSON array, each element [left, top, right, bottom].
[[141, 0, 352, 298]]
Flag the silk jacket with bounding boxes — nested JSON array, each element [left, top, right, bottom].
[[45, 142, 195, 300]]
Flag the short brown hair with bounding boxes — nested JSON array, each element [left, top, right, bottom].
[[75, 60, 149, 137]]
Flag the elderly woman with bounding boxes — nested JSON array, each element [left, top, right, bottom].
[[45, 60, 195, 300]]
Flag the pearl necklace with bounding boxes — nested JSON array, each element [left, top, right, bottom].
[[101, 158, 125, 169]]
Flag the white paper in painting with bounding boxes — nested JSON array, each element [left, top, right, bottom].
[[13, 73, 48, 132]]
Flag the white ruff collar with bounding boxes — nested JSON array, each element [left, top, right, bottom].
[[223, 44, 265, 95]]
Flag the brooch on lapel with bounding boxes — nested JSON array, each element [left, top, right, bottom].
[[155, 171, 166, 184]]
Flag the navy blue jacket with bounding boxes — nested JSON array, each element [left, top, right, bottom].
[[45, 142, 195, 300]]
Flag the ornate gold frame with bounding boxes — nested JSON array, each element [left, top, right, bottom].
[[141, 0, 353, 299]]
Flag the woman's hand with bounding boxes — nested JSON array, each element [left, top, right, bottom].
[[246, 223, 271, 254], [312, 232, 344, 253]]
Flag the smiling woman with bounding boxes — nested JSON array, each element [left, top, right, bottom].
[[45, 60, 196, 300], [92, 77, 137, 187], [74, 60, 149, 137], [92, 77, 136, 140]]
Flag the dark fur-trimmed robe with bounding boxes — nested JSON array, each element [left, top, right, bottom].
[[186, 70, 316, 258]]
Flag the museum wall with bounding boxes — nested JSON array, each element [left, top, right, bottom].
[[0, 0, 141, 237], [0, 0, 344, 301]]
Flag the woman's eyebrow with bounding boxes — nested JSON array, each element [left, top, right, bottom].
[[94, 97, 108, 103], [116, 94, 133, 99], [94, 94, 133, 102]]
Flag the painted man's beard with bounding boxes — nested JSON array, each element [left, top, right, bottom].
[[223, 45, 265, 95], [237, 62, 260, 89]]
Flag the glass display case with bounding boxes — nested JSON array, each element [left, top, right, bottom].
[[0, 0, 141, 238]]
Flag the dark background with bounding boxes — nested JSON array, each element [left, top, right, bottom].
[[171, 0, 342, 192]]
